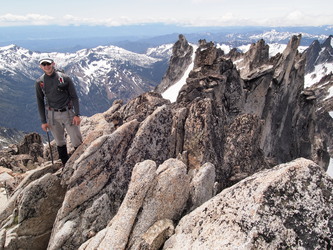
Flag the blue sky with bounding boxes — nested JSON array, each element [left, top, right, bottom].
[[1, 0, 333, 27]]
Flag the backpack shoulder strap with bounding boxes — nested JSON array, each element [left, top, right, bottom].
[[37, 73, 45, 83], [37, 73, 46, 94], [57, 71, 65, 83]]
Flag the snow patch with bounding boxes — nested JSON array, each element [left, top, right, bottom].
[[304, 62, 333, 88], [324, 86, 333, 100], [237, 44, 251, 53], [268, 43, 286, 57], [162, 45, 198, 103], [146, 43, 173, 58], [327, 158, 333, 178], [216, 44, 233, 54]]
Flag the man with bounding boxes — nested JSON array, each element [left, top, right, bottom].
[[35, 58, 82, 165]]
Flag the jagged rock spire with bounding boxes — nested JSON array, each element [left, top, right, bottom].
[[155, 34, 193, 94]]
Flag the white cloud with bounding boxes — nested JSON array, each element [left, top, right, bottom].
[[0, 13, 54, 25], [283, 11, 316, 26], [282, 11, 333, 26], [286, 10, 304, 20], [1, 0, 333, 27], [0, 10, 332, 27], [63, 15, 100, 25]]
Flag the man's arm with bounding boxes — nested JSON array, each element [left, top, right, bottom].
[[66, 77, 80, 116], [35, 81, 47, 124]]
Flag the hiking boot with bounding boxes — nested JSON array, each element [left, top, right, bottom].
[[57, 145, 69, 165]]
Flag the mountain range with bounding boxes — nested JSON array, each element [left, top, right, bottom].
[[0, 25, 332, 53], [0, 26, 332, 148]]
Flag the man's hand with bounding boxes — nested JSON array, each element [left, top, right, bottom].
[[41, 123, 49, 132], [72, 116, 81, 126]]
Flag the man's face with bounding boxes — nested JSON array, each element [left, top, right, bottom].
[[40, 62, 55, 75]]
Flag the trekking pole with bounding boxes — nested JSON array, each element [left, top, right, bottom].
[[46, 129, 54, 165]]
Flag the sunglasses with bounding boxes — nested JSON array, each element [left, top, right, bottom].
[[41, 62, 52, 66]]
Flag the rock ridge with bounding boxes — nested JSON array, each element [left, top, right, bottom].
[[0, 34, 332, 249]]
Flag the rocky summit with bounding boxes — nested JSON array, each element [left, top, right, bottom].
[[0, 34, 332, 249]]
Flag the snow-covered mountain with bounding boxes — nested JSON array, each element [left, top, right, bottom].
[[304, 35, 333, 87], [0, 44, 171, 133], [248, 29, 328, 44]]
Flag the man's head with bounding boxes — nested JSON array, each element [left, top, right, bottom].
[[39, 58, 55, 75]]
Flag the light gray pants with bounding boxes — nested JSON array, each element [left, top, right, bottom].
[[47, 109, 83, 148]]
